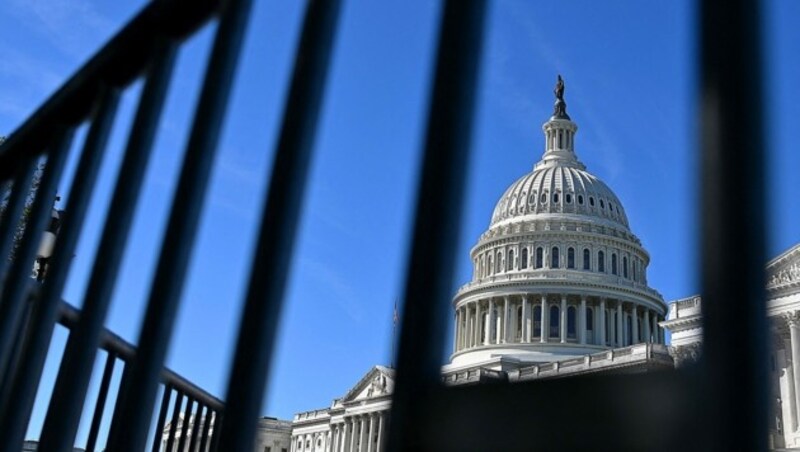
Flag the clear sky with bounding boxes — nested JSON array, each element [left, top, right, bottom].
[[2, 0, 799, 445]]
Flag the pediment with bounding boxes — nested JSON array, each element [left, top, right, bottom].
[[341, 366, 394, 403], [767, 243, 800, 292]]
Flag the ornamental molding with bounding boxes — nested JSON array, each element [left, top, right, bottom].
[[781, 311, 800, 327], [669, 343, 702, 368], [472, 233, 649, 261]]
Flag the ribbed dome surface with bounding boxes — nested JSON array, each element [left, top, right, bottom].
[[490, 163, 630, 229]]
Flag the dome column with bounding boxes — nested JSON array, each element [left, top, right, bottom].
[[579, 295, 587, 345], [616, 301, 624, 347], [632, 304, 639, 344], [522, 295, 530, 343], [486, 298, 495, 345], [598, 298, 607, 347], [502, 296, 510, 343], [540, 295, 548, 344], [643, 309, 651, 343], [559, 295, 568, 343]]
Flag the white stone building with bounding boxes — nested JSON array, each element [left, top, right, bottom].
[[289, 78, 676, 452], [661, 243, 800, 449]]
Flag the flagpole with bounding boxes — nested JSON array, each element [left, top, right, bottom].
[[391, 299, 398, 368]]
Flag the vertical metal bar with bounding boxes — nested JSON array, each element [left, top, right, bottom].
[[217, 0, 341, 449], [39, 39, 178, 452], [176, 396, 194, 452], [198, 407, 213, 452], [165, 391, 184, 452], [208, 411, 222, 452], [107, 0, 253, 448], [0, 126, 74, 400], [385, 1, 486, 451], [0, 158, 37, 287], [105, 361, 132, 447], [85, 351, 117, 452], [0, 86, 121, 451], [151, 384, 173, 452], [187, 402, 203, 452], [699, 0, 766, 449]]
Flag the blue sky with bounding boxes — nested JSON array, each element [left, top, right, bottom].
[[2, 0, 799, 445]]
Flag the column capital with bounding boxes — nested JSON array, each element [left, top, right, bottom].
[[784, 311, 800, 327]]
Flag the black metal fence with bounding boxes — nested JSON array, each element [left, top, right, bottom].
[[0, 0, 766, 451]]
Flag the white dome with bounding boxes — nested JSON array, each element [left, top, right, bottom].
[[448, 77, 667, 370], [490, 163, 630, 230]]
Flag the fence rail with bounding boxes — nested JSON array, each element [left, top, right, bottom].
[[0, 0, 768, 451]]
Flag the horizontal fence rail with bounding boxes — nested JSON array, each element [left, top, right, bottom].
[[0, 0, 769, 451]]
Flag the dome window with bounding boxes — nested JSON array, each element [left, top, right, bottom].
[[578, 194, 584, 205], [623, 256, 629, 278], [610, 203, 615, 212], [553, 193, 559, 203], [566, 193, 572, 204], [549, 306, 560, 338], [541, 193, 547, 203], [535, 247, 543, 269], [589, 197, 595, 207], [611, 253, 618, 275], [529, 194, 536, 204], [598, 251, 605, 272], [551, 247, 560, 268], [583, 248, 591, 270], [567, 306, 577, 339], [507, 249, 515, 271], [521, 248, 528, 269], [567, 247, 575, 269], [533, 306, 542, 338], [600, 199, 605, 209]]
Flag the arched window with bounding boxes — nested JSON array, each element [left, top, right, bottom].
[[633, 260, 638, 281], [578, 194, 584, 205], [549, 306, 560, 338], [600, 199, 605, 209], [553, 192, 560, 204], [541, 193, 547, 203], [566, 193, 572, 204], [586, 308, 594, 343], [623, 256, 629, 278], [567, 247, 575, 269], [589, 197, 595, 206], [533, 306, 542, 338], [612, 253, 618, 275], [598, 251, 605, 272], [535, 247, 543, 269], [551, 247, 560, 268], [583, 248, 590, 270], [521, 248, 528, 269], [507, 249, 515, 271], [487, 255, 493, 275], [496, 252, 502, 273], [626, 315, 633, 346], [567, 306, 577, 339], [558, 130, 563, 148]]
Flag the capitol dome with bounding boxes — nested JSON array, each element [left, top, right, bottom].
[[448, 76, 667, 369]]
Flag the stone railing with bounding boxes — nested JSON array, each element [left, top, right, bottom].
[[511, 343, 671, 381], [293, 409, 330, 422], [668, 295, 702, 319]]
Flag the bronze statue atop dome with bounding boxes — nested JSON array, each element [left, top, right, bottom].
[[552, 74, 570, 119]]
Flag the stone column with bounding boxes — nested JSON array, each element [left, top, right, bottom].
[[348, 418, 356, 452], [643, 309, 651, 343], [376, 412, 385, 452], [599, 298, 606, 346], [617, 301, 624, 347], [503, 296, 510, 343], [651, 316, 656, 344], [579, 296, 587, 345], [789, 313, 800, 430], [366, 413, 375, 452], [453, 310, 460, 352], [560, 295, 567, 343], [360, 415, 368, 452], [540, 295, 548, 343], [487, 298, 495, 345], [522, 295, 529, 342], [632, 305, 639, 344], [290, 435, 296, 452], [474, 302, 481, 346]]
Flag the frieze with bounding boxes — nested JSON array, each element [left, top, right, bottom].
[[670, 343, 701, 368], [768, 261, 800, 290]]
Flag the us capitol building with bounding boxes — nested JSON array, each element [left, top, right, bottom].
[[163, 78, 800, 451]]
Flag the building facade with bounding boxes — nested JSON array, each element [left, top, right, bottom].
[[661, 243, 800, 450], [289, 78, 676, 451]]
